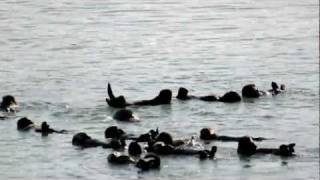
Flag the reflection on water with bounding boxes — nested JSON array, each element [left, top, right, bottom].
[[0, 0, 318, 179]]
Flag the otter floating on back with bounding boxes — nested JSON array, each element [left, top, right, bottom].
[[242, 82, 286, 98], [16, 117, 67, 135], [237, 136, 295, 157], [200, 128, 267, 142], [106, 83, 172, 108], [176, 87, 241, 103], [72, 132, 125, 149]]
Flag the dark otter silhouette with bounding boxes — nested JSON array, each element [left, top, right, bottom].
[[147, 141, 217, 159], [17, 118, 66, 135], [176, 87, 240, 103], [199, 146, 217, 160], [113, 109, 138, 122], [17, 117, 35, 131], [72, 132, 124, 149], [117, 129, 182, 146], [128, 128, 159, 142], [35, 121, 67, 135], [154, 131, 185, 146], [176, 87, 218, 101], [107, 152, 135, 164], [106, 84, 130, 108], [218, 91, 241, 103], [241, 84, 264, 98], [104, 126, 126, 139], [133, 89, 172, 106], [128, 141, 142, 156], [268, 82, 286, 95], [242, 82, 286, 98], [156, 132, 174, 145], [176, 87, 192, 100], [200, 128, 267, 141], [142, 131, 217, 159], [107, 141, 159, 170], [136, 154, 161, 170], [237, 136, 295, 157], [107, 152, 161, 171], [104, 126, 160, 144], [106, 83, 172, 108], [0, 95, 17, 112]]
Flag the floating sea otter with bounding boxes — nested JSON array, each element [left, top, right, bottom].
[[144, 131, 217, 159], [0, 95, 17, 112], [176, 87, 241, 103], [113, 109, 139, 122], [127, 128, 159, 142], [106, 83, 172, 108], [200, 128, 267, 142], [17, 117, 67, 135], [35, 122, 67, 135], [108, 141, 160, 170], [104, 126, 127, 139], [147, 141, 217, 159], [72, 132, 125, 149], [268, 82, 286, 95], [136, 154, 161, 170], [104, 126, 160, 144], [107, 152, 161, 171], [128, 141, 143, 156], [242, 82, 285, 98], [237, 136, 295, 157]]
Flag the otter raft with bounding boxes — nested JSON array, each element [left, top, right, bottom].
[[0, 0, 318, 179]]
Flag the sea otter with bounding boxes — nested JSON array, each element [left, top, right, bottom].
[[143, 131, 217, 159], [106, 83, 172, 108], [128, 141, 143, 156], [136, 154, 161, 170], [104, 126, 126, 139], [218, 91, 241, 103], [147, 141, 217, 159], [237, 136, 295, 157], [268, 82, 286, 95], [107, 152, 161, 171], [35, 122, 67, 135], [107, 152, 135, 164], [242, 82, 286, 98], [127, 128, 159, 142], [17, 117, 35, 131], [0, 95, 17, 112], [241, 84, 264, 98], [113, 109, 139, 122], [176, 87, 218, 101], [176, 87, 241, 103], [72, 132, 124, 149], [200, 128, 267, 141], [17, 117, 66, 135]]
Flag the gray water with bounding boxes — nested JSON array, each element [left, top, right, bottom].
[[0, 0, 318, 179]]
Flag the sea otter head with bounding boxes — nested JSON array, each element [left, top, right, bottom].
[[176, 87, 189, 100], [242, 84, 260, 98]]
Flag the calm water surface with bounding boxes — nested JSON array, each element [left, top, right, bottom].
[[0, 0, 318, 179]]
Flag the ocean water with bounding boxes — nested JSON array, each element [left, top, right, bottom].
[[0, 0, 318, 179]]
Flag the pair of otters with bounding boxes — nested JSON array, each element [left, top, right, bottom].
[[106, 82, 285, 108], [16, 117, 67, 135], [0, 95, 67, 135]]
